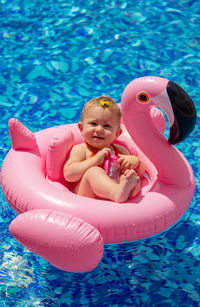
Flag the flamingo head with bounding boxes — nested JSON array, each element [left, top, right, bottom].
[[121, 76, 197, 145]]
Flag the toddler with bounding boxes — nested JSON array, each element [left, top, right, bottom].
[[63, 96, 145, 202]]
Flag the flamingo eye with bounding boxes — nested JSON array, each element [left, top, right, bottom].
[[137, 91, 150, 104]]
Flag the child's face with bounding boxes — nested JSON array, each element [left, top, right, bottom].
[[78, 106, 122, 149]]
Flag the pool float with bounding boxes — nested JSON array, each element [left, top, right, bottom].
[[1, 76, 196, 272]]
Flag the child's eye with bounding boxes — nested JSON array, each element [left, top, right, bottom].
[[90, 122, 97, 126], [104, 124, 111, 129]]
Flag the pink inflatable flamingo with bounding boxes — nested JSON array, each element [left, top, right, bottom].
[[1, 76, 196, 272]]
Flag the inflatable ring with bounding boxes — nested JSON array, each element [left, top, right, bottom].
[[1, 76, 196, 272]]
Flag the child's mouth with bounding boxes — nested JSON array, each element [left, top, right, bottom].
[[93, 136, 104, 140]]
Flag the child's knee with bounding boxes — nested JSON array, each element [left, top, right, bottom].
[[81, 166, 96, 180], [86, 166, 105, 174], [82, 167, 107, 186]]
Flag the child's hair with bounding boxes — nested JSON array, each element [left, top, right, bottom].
[[81, 96, 121, 121]]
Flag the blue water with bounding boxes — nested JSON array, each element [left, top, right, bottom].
[[0, 0, 200, 306]]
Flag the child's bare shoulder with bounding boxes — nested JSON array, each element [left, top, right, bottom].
[[67, 142, 87, 161], [72, 142, 85, 150]]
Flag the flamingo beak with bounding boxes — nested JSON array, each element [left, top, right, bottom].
[[166, 81, 197, 144]]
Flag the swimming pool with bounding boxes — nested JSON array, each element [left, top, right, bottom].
[[0, 0, 199, 306]]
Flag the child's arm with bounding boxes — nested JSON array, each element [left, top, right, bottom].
[[115, 145, 145, 178], [63, 144, 111, 182]]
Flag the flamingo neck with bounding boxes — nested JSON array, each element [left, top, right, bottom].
[[125, 111, 191, 187]]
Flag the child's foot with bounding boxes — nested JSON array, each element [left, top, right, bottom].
[[113, 169, 140, 202]]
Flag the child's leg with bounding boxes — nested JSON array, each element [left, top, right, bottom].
[[77, 166, 140, 202], [129, 180, 141, 199]]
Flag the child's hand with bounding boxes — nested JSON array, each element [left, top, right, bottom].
[[118, 154, 139, 173], [94, 148, 111, 165]]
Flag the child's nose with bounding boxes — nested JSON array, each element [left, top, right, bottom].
[[95, 125, 104, 133]]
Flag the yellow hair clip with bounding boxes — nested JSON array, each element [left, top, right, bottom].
[[100, 100, 111, 107]]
